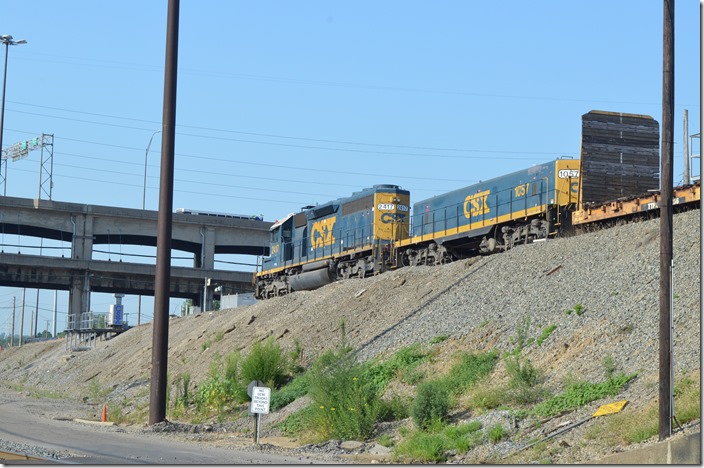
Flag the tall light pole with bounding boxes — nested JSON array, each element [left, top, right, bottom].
[[143, 130, 161, 210], [0, 34, 27, 195], [138, 130, 160, 326]]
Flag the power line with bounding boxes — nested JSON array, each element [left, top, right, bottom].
[[6, 101, 579, 156]]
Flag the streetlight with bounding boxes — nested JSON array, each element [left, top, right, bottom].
[[139, 129, 160, 326], [143, 130, 161, 210], [0, 34, 27, 196]]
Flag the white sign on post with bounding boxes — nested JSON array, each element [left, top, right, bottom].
[[250, 386, 271, 414]]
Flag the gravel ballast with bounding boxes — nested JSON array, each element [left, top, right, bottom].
[[0, 208, 700, 463]]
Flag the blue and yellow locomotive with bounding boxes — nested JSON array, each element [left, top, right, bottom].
[[255, 160, 580, 299], [255, 184, 410, 299], [254, 110, 689, 299], [394, 158, 581, 266]]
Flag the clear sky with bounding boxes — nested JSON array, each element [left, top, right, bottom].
[[0, 1, 701, 337]]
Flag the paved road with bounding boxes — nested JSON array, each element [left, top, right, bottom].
[[0, 389, 329, 464]]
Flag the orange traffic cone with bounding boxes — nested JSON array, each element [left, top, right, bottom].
[[101, 404, 107, 422]]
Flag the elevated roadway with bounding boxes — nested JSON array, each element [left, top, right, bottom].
[[0, 195, 272, 323]]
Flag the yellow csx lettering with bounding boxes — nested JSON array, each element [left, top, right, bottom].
[[380, 213, 406, 224], [463, 190, 490, 218], [271, 244, 280, 255], [311, 216, 336, 249]]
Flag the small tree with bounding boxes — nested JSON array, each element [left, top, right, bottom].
[[239, 337, 289, 389], [411, 380, 450, 430]]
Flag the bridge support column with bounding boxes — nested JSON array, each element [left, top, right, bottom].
[[71, 214, 94, 261], [68, 272, 90, 329], [196, 227, 216, 312], [195, 226, 216, 269], [69, 215, 94, 328], [201, 278, 214, 312]]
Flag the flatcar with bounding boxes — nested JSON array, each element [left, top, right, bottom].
[[255, 184, 410, 299]]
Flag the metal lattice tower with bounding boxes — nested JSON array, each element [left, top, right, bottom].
[[37, 133, 54, 200], [0, 133, 54, 198]]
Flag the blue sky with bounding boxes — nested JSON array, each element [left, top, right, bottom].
[[0, 1, 700, 336]]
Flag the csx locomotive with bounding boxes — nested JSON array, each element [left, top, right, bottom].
[[254, 110, 700, 299]]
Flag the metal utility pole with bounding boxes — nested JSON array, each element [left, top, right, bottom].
[[52, 290, 57, 337], [34, 289, 39, 338], [659, 0, 674, 442], [19, 288, 25, 346], [10, 296, 15, 347], [0, 34, 27, 195], [149, 0, 179, 426], [139, 129, 161, 327], [683, 109, 689, 184]]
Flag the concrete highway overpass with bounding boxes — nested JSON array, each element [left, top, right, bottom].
[[0, 195, 272, 325]]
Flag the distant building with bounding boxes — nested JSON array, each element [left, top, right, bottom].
[[221, 293, 257, 309]]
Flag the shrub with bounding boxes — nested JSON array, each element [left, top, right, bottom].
[[602, 355, 617, 380], [505, 352, 541, 389], [308, 359, 383, 440], [173, 373, 192, 411], [379, 394, 410, 421], [509, 315, 532, 351], [306, 329, 383, 440], [195, 373, 230, 415], [239, 337, 289, 389], [411, 380, 450, 430], [270, 374, 310, 411], [276, 404, 316, 437]]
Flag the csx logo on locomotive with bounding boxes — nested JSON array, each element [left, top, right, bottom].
[[464, 190, 490, 218], [311, 216, 336, 249], [381, 212, 407, 223]]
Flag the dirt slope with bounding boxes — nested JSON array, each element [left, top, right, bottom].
[[0, 209, 700, 463]]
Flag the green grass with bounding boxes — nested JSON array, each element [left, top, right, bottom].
[[487, 424, 506, 443], [270, 374, 310, 411], [362, 343, 430, 390], [430, 335, 448, 344], [536, 325, 557, 346], [393, 422, 483, 463], [394, 432, 447, 463], [532, 373, 637, 417], [441, 350, 499, 395]]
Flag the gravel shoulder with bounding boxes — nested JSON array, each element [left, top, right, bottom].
[[0, 208, 700, 463]]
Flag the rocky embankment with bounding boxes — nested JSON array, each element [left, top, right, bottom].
[[0, 209, 700, 463]]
